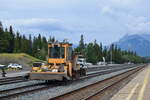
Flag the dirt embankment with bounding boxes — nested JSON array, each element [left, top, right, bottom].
[[0, 53, 42, 71]]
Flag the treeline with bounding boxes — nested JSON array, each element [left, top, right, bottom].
[[75, 35, 147, 64], [0, 22, 54, 60], [0, 22, 147, 64]]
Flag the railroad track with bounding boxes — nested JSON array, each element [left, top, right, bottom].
[[86, 64, 139, 72], [0, 83, 56, 100], [0, 64, 146, 100], [49, 64, 146, 100], [84, 64, 143, 79], [0, 64, 137, 86], [0, 76, 28, 85]]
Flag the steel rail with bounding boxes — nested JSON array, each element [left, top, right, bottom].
[[49, 64, 146, 100], [0, 64, 146, 100]]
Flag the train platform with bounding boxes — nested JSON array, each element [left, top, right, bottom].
[[111, 65, 150, 100], [0, 71, 29, 79]]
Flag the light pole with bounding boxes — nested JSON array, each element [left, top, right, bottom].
[[111, 50, 112, 65], [110, 44, 113, 65]]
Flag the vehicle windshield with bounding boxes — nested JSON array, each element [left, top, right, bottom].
[[49, 46, 65, 58], [33, 63, 42, 67]]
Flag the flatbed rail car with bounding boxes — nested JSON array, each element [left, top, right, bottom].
[[29, 41, 86, 81]]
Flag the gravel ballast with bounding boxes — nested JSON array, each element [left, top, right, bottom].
[[10, 66, 143, 100]]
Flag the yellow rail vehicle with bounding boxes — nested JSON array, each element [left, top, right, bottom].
[[29, 42, 86, 81]]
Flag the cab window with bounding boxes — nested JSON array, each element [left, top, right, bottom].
[[49, 46, 65, 58]]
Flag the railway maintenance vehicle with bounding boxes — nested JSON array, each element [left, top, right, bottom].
[[29, 41, 86, 81]]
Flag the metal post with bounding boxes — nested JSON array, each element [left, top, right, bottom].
[[110, 44, 113, 65], [111, 50, 112, 65]]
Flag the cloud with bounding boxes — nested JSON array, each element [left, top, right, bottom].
[[126, 17, 150, 34], [99, 0, 150, 34], [2, 18, 69, 33], [1, 0, 150, 45], [9, 18, 61, 25], [110, 0, 140, 6], [101, 6, 114, 15]]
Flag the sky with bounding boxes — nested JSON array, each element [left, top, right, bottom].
[[0, 0, 150, 45]]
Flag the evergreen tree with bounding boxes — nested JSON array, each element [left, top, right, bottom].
[[40, 36, 48, 60], [14, 32, 19, 53], [86, 43, 97, 64], [21, 35, 28, 53], [32, 36, 38, 58], [103, 46, 109, 62], [51, 37, 55, 43], [79, 34, 85, 49], [8, 26, 15, 53], [0, 22, 11, 53], [38, 34, 42, 49], [0, 21, 147, 63], [75, 34, 85, 54], [99, 43, 103, 60], [0, 21, 3, 34], [1, 31, 11, 52], [0, 21, 4, 53], [5, 28, 8, 32], [28, 34, 32, 55], [93, 40, 101, 62]]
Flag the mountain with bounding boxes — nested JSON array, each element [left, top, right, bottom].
[[140, 34, 150, 42], [116, 34, 150, 57]]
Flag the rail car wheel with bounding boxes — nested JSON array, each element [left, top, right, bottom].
[[74, 71, 80, 79], [80, 68, 86, 76]]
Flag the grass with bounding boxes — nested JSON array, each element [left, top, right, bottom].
[[0, 53, 42, 66], [0, 53, 40, 60]]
